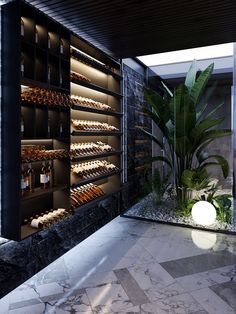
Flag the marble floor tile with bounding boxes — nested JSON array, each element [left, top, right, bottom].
[[191, 287, 235, 314], [210, 281, 236, 310], [8, 303, 45, 314], [150, 292, 205, 314], [114, 268, 149, 305], [1, 217, 236, 314], [177, 265, 236, 291], [160, 250, 236, 278], [86, 282, 132, 313]]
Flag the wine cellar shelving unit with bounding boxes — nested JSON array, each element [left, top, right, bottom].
[[1, 0, 123, 241]]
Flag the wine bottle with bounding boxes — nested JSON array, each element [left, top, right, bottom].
[[48, 117, 51, 138], [48, 33, 51, 49], [21, 115, 24, 138], [35, 26, 38, 44], [47, 160, 54, 188], [21, 165, 26, 196], [60, 39, 64, 54], [40, 162, 48, 189], [27, 163, 35, 192], [21, 55, 24, 78], [21, 18, 24, 37]]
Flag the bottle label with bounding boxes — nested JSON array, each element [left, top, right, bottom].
[[25, 178, 29, 187], [21, 179, 26, 189], [40, 174, 48, 184]]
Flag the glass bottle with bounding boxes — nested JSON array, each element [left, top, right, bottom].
[[35, 26, 38, 44], [27, 163, 35, 192], [47, 65, 51, 83], [21, 55, 24, 78], [48, 33, 51, 49], [40, 161, 48, 189], [48, 117, 51, 138], [60, 39, 64, 54], [21, 114, 24, 138], [21, 18, 24, 37], [21, 164, 26, 196], [47, 160, 54, 188]]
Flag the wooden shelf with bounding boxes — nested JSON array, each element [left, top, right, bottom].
[[71, 79, 123, 98], [72, 170, 122, 187], [21, 185, 68, 201], [21, 77, 70, 93], [71, 50, 122, 80], [72, 104, 123, 117], [71, 130, 122, 136], [71, 151, 122, 162]]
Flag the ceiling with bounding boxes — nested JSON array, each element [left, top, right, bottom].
[[27, 0, 236, 59]]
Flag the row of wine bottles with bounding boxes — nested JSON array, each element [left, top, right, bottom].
[[71, 95, 114, 112], [70, 183, 104, 208], [71, 119, 119, 132], [21, 161, 54, 196], [21, 87, 117, 112], [70, 71, 91, 83], [22, 146, 68, 163], [71, 160, 119, 179], [70, 141, 113, 157], [23, 208, 72, 229], [21, 18, 66, 55]]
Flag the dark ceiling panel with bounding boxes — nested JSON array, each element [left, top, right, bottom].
[[26, 0, 236, 58]]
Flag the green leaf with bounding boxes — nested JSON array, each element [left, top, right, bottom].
[[182, 168, 210, 190], [202, 129, 232, 143], [161, 81, 173, 97], [204, 103, 224, 120], [190, 117, 224, 141], [137, 127, 164, 149], [145, 156, 172, 168], [190, 63, 214, 106], [185, 60, 196, 91], [198, 154, 229, 178]]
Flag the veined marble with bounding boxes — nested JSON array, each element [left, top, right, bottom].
[[0, 216, 235, 314]]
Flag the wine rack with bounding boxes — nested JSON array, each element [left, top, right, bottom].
[[1, 0, 123, 241]]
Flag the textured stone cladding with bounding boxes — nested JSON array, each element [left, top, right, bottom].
[[0, 194, 120, 298], [122, 64, 152, 210]]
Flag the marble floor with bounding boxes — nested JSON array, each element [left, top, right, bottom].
[[0, 216, 236, 314]]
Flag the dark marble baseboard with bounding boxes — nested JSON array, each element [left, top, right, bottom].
[[0, 193, 120, 298]]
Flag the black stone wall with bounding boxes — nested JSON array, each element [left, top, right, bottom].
[[0, 193, 120, 298], [122, 62, 152, 210]]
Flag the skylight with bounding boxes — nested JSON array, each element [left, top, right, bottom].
[[137, 43, 233, 66]]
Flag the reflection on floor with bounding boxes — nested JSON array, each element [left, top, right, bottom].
[[0, 216, 236, 314]]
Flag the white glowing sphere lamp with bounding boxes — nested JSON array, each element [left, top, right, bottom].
[[191, 201, 216, 226]]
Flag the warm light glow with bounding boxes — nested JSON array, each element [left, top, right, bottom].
[[71, 45, 105, 66], [191, 201, 216, 226], [191, 230, 217, 250], [137, 43, 233, 66]]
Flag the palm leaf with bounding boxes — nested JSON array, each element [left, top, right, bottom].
[[137, 127, 164, 150], [161, 81, 173, 97], [190, 63, 214, 106], [145, 156, 172, 168], [198, 153, 229, 178], [185, 60, 196, 91]]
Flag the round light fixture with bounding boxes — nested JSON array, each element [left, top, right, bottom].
[[191, 201, 216, 226]]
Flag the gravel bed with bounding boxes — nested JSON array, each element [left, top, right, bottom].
[[124, 193, 236, 233]]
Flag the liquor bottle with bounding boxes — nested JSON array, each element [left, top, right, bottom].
[[48, 65, 51, 83], [21, 55, 24, 78], [40, 161, 48, 189], [21, 115, 24, 138], [21, 18, 24, 37], [27, 163, 35, 192], [48, 117, 51, 138], [48, 33, 51, 49], [59, 120, 63, 136], [35, 26, 38, 44], [60, 39, 64, 54], [46, 160, 54, 188], [21, 164, 26, 196]]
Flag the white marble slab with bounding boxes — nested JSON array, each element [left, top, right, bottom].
[[177, 265, 236, 291], [191, 287, 235, 314]]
